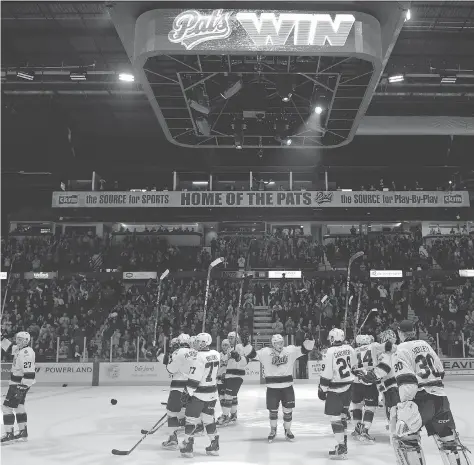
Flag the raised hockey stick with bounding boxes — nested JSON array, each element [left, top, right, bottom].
[[111, 413, 167, 456]]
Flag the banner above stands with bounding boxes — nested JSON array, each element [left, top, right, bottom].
[[52, 191, 470, 208]]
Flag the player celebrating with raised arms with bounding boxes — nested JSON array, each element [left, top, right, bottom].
[[217, 332, 253, 426], [1, 332, 36, 444], [318, 328, 357, 459], [390, 320, 471, 465], [247, 332, 314, 443]]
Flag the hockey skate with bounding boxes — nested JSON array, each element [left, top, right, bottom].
[[216, 415, 230, 427], [1, 432, 15, 445], [180, 437, 194, 458], [194, 423, 205, 436], [162, 432, 179, 450], [285, 429, 295, 442], [329, 443, 348, 460], [205, 435, 220, 456], [229, 412, 238, 423], [13, 427, 28, 443], [359, 427, 375, 444], [351, 422, 363, 439], [268, 427, 277, 443]]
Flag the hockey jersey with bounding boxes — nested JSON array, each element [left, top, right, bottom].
[[166, 347, 193, 391], [217, 351, 229, 382], [320, 344, 357, 393], [226, 343, 253, 378], [186, 349, 221, 402], [392, 339, 445, 402], [256, 343, 311, 389], [373, 345, 397, 391], [10, 345, 36, 387], [353, 343, 377, 385]]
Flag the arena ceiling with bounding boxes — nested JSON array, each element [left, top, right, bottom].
[[1, 1, 474, 181]]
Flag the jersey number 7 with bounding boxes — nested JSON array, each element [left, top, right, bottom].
[[205, 361, 219, 382]]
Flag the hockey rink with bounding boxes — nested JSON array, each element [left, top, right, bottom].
[[1, 379, 473, 465]]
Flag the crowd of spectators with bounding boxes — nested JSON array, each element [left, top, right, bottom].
[[2, 227, 474, 366], [0, 274, 254, 363]]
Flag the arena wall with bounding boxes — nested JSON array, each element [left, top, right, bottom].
[[1, 359, 472, 387]]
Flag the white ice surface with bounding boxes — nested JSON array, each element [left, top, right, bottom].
[[1, 379, 473, 465]]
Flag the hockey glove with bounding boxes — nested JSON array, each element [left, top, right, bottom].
[[14, 384, 30, 403], [230, 350, 241, 362], [318, 386, 327, 401], [241, 333, 250, 347], [180, 388, 191, 406], [359, 369, 379, 385]]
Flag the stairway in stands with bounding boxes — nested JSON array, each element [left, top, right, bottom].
[[252, 306, 273, 348]]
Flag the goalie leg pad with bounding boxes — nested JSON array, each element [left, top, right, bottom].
[[393, 434, 426, 465], [435, 434, 472, 465], [396, 401, 423, 437]]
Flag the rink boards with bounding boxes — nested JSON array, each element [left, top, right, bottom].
[[1, 358, 473, 386]]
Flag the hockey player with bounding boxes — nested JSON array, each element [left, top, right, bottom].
[[390, 320, 471, 465], [1, 332, 36, 444], [217, 332, 252, 426], [179, 332, 221, 458], [247, 332, 314, 443], [217, 339, 230, 411], [318, 328, 357, 459], [350, 334, 379, 442], [162, 334, 191, 450]]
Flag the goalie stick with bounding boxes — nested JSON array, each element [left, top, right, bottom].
[[111, 413, 167, 456]]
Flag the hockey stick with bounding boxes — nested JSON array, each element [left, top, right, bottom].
[[153, 270, 169, 347], [140, 403, 168, 434], [111, 413, 167, 456]]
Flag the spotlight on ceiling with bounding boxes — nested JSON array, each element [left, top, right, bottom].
[[274, 119, 292, 146], [196, 117, 211, 136], [70, 72, 87, 81], [277, 78, 295, 102], [189, 100, 211, 115], [17, 71, 34, 81], [405, 9, 411, 21], [232, 119, 246, 150], [314, 105, 323, 115], [283, 137, 293, 146], [119, 73, 134, 82], [388, 74, 404, 83], [220, 79, 243, 100]]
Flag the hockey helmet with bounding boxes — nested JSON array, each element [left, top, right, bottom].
[[221, 339, 231, 353], [16, 331, 30, 348], [329, 328, 345, 345], [271, 334, 285, 352], [195, 333, 212, 350], [356, 334, 372, 347], [177, 333, 190, 347], [379, 330, 397, 344]]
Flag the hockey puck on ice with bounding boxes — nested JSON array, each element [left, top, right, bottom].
[[62, 384, 68, 387], [111, 399, 117, 405]]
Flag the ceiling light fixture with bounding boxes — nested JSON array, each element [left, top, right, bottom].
[[220, 79, 243, 100], [70, 72, 87, 81], [17, 71, 34, 81], [189, 100, 211, 115], [441, 76, 457, 84], [119, 73, 134, 82], [388, 74, 404, 83], [314, 105, 323, 115]]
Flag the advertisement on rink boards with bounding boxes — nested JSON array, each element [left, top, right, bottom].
[[52, 190, 470, 208], [307, 360, 325, 380], [99, 361, 261, 385], [0, 363, 93, 386], [443, 359, 474, 375]]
